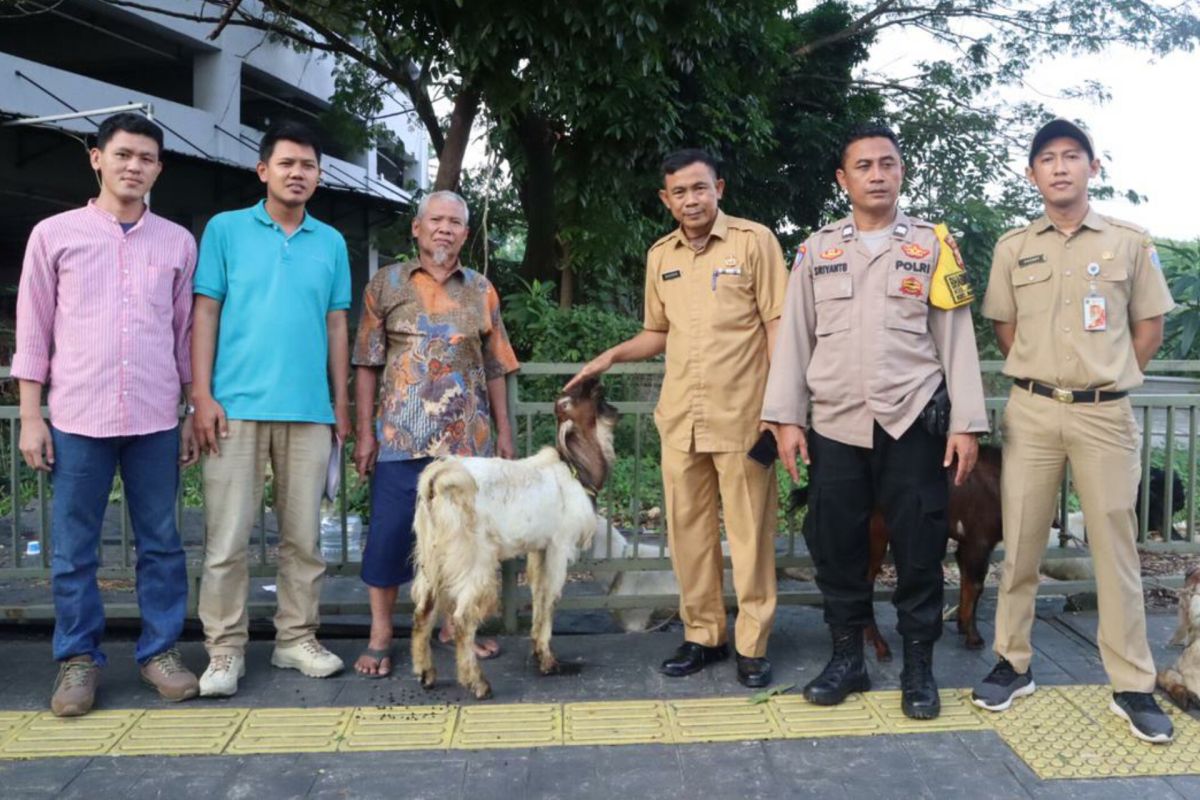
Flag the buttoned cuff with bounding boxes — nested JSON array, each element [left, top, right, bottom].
[[10, 353, 49, 384]]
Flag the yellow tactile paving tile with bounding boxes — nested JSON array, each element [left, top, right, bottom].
[[865, 689, 992, 734], [224, 707, 352, 755], [339, 705, 457, 751], [993, 685, 1200, 780], [0, 710, 142, 759], [110, 708, 248, 756], [770, 692, 886, 738], [0, 711, 35, 749], [563, 700, 671, 746], [666, 696, 782, 743], [451, 703, 562, 749]]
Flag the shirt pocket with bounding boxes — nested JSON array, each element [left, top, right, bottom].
[[813, 273, 853, 335], [1010, 262, 1054, 317], [884, 273, 930, 334], [141, 264, 178, 313]]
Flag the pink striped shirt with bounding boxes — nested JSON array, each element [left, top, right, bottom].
[[12, 200, 196, 438]]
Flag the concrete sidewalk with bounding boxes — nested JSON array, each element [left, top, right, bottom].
[[1, 601, 1198, 799]]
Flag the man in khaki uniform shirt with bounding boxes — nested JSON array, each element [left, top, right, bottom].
[[569, 149, 787, 688], [763, 125, 988, 720], [971, 119, 1176, 744]]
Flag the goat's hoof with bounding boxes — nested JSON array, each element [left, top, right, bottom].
[[419, 670, 437, 690], [539, 659, 583, 677], [473, 682, 493, 701]]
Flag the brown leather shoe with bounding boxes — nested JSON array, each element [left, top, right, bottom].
[[140, 647, 199, 702], [51, 655, 99, 717]]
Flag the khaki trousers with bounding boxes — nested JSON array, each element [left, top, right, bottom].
[[199, 421, 332, 656], [993, 388, 1155, 692], [661, 443, 777, 657]]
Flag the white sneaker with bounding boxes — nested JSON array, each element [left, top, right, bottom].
[[199, 653, 245, 697], [271, 639, 344, 678]]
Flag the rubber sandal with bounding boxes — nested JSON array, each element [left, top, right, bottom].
[[354, 646, 393, 678]]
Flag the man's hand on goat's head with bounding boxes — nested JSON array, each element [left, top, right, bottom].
[[564, 352, 613, 393]]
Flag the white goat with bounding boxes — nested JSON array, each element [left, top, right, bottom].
[[410, 377, 618, 700]]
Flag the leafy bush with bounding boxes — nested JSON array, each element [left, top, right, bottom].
[[1160, 240, 1200, 360]]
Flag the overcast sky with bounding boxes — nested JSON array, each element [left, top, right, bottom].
[[864, 29, 1200, 241]]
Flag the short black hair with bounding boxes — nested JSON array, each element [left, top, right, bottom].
[[259, 118, 322, 163], [96, 113, 164, 154], [838, 123, 902, 169], [662, 148, 720, 180]]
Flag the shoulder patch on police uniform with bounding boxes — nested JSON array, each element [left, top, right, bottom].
[[929, 223, 974, 309], [791, 243, 808, 271], [1149, 246, 1163, 270]]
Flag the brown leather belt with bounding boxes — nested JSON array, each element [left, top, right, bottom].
[[1014, 378, 1127, 404]]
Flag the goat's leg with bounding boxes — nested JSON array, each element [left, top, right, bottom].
[[526, 549, 555, 672], [955, 540, 990, 650], [1158, 666, 1192, 709], [531, 545, 580, 676], [452, 610, 492, 700], [410, 571, 438, 689], [864, 512, 892, 662]]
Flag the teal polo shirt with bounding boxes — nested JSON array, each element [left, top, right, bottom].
[[195, 200, 351, 424]]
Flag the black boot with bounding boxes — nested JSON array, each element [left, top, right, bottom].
[[803, 626, 870, 705], [901, 639, 940, 720]]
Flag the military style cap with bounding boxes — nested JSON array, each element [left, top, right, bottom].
[[1029, 118, 1095, 164]]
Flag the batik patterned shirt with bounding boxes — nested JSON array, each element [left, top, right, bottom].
[[352, 260, 519, 461]]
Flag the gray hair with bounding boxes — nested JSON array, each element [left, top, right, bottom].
[[415, 190, 469, 225]]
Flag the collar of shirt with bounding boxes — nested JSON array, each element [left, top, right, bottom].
[[402, 258, 466, 282], [251, 198, 317, 234], [1031, 207, 1107, 236], [833, 208, 913, 241], [86, 198, 150, 236], [666, 209, 730, 251]]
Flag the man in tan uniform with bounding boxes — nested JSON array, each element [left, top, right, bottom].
[[763, 124, 988, 720], [972, 119, 1176, 744], [568, 148, 787, 688]]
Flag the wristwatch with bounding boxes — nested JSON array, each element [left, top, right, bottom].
[[185, 403, 196, 416]]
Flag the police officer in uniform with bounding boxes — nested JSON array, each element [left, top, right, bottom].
[[971, 119, 1175, 743], [569, 149, 787, 688], [763, 124, 989, 720]]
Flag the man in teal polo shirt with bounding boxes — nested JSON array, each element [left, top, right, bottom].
[[191, 119, 351, 697]]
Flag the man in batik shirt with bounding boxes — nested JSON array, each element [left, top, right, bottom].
[[350, 190, 519, 676]]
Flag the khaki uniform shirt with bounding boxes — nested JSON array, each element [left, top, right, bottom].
[[644, 211, 788, 452], [982, 210, 1175, 391], [762, 212, 989, 448]]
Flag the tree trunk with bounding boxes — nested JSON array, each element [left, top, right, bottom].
[[514, 112, 560, 287], [559, 263, 574, 308], [433, 84, 482, 191]]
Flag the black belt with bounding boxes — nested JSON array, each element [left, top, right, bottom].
[[1014, 378, 1127, 404]]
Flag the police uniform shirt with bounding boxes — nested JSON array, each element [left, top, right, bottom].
[[982, 210, 1175, 391], [762, 211, 989, 448], [643, 210, 788, 452]]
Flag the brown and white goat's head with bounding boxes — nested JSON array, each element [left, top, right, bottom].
[[554, 377, 618, 496]]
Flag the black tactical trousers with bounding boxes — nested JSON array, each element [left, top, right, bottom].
[[804, 420, 950, 642]]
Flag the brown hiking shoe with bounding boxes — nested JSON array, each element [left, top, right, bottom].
[[140, 647, 199, 702], [51, 655, 99, 717]]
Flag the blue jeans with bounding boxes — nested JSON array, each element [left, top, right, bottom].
[[50, 426, 187, 665]]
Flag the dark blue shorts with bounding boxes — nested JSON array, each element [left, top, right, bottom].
[[360, 457, 433, 588]]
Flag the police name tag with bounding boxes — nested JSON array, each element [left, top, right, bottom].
[[1083, 294, 1107, 331]]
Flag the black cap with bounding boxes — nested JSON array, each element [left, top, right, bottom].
[[1029, 118, 1095, 164]]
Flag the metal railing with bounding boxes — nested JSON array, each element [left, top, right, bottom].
[[0, 361, 1197, 628]]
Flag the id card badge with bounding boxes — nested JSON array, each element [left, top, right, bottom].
[[1083, 294, 1107, 331]]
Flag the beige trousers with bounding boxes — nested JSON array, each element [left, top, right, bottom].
[[993, 388, 1156, 692], [661, 443, 778, 657], [199, 420, 332, 656]]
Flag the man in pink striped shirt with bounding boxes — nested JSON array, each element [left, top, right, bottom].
[[12, 114, 201, 717]]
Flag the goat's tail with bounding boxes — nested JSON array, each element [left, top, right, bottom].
[[412, 460, 480, 610]]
